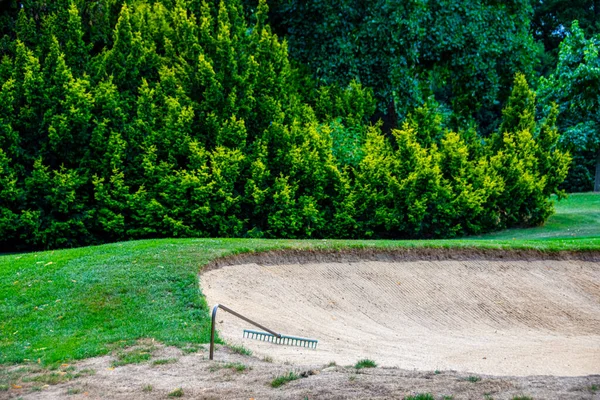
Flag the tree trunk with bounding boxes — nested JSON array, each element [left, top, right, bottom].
[[595, 149, 600, 192]]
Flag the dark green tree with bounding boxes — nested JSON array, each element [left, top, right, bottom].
[[246, 0, 538, 133], [539, 21, 600, 191]]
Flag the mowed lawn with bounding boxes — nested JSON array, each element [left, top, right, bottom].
[[1, 193, 599, 366], [474, 192, 600, 240]]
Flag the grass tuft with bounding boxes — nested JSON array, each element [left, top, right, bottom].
[[404, 394, 435, 400], [271, 371, 299, 388], [228, 344, 252, 356], [354, 359, 377, 369], [224, 362, 248, 372], [464, 375, 481, 383], [152, 358, 177, 366], [210, 362, 249, 372], [112, 347, 154, 367], [74, 368, 95, 378], [142, 384, 153, 392], [24, 372, 74, 385], [168, 387, 184, 397], [512, 396, 533, 400], [181, 345, 203, 354]]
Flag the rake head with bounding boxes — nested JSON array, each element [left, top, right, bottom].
[[243, 329, 318, 349]]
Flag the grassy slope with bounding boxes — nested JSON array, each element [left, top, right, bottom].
[[1, 193, 599, 365], [473, 192, 600, 241]]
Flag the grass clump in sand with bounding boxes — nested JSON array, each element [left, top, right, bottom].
[[224, 362, 249, 372], [354, 359, 377, 369], [464, 375, 481, 383], [67, 387, 82, 395], [210, 362, 249, 373], [228, 344, 252, 356], [271, 371, 299, 388], [404, 394, 435, 400], [168, 387, 184, 397], [152, 358, 177, 366], [112, 347, 154, 367]]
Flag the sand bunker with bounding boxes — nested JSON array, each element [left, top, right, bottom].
[[201, 259, 600, 377]]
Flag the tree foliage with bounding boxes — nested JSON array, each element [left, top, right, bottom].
[[246, 0, 539, 133], [0, 0, 570, 250], [532, 0, 600, 60], [539, 21, 600, 192]]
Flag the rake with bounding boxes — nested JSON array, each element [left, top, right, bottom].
[[243, 329, 318, 348], [209, 304, 318, 360]]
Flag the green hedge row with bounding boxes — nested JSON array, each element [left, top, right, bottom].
[[0, 0, 570, 250]]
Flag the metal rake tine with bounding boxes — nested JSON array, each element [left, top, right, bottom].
[[243, 329, 318, 349]]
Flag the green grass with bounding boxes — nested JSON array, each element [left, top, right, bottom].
[[354, 359, 377, 369], [464, 375, 481, 383], [67, 387, 83, 395], [111, 346, 154, 367], [472, 193, 600, 241], [152, 358, 177, 366], [0, 193, 598, 366], [168, 387, 184, 397], [271, 371, 300, 388], [228, 344, 252, 356], [404, 394, 435, 400], [223, 362, 249, 372], [209, 362, 249, 372]]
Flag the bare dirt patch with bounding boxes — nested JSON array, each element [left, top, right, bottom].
[[202, 259, 600, 377], [3, 344, 599, 400]]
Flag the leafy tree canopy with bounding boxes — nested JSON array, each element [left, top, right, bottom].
[[244, 0, 539, 134], [539, 21, 600, 192]]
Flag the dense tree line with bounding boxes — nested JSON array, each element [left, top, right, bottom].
[[246, 0, 600, 192], [0, 0, 571, 249], [246, 0, 538, 133]]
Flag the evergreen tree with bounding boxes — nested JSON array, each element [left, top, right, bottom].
[[0, 0, 572, 250]]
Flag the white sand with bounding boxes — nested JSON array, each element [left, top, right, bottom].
[[201, 260, 600, 376]]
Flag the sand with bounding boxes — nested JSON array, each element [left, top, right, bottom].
[[6, 343, 600, 400], [201, 259, 600, 377]]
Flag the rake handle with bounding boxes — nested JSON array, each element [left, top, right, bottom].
[[209, 304, 281, 360]]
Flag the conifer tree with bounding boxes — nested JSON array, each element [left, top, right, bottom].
[[0, 0, 573, 249], [64, 2, 90, 74]]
